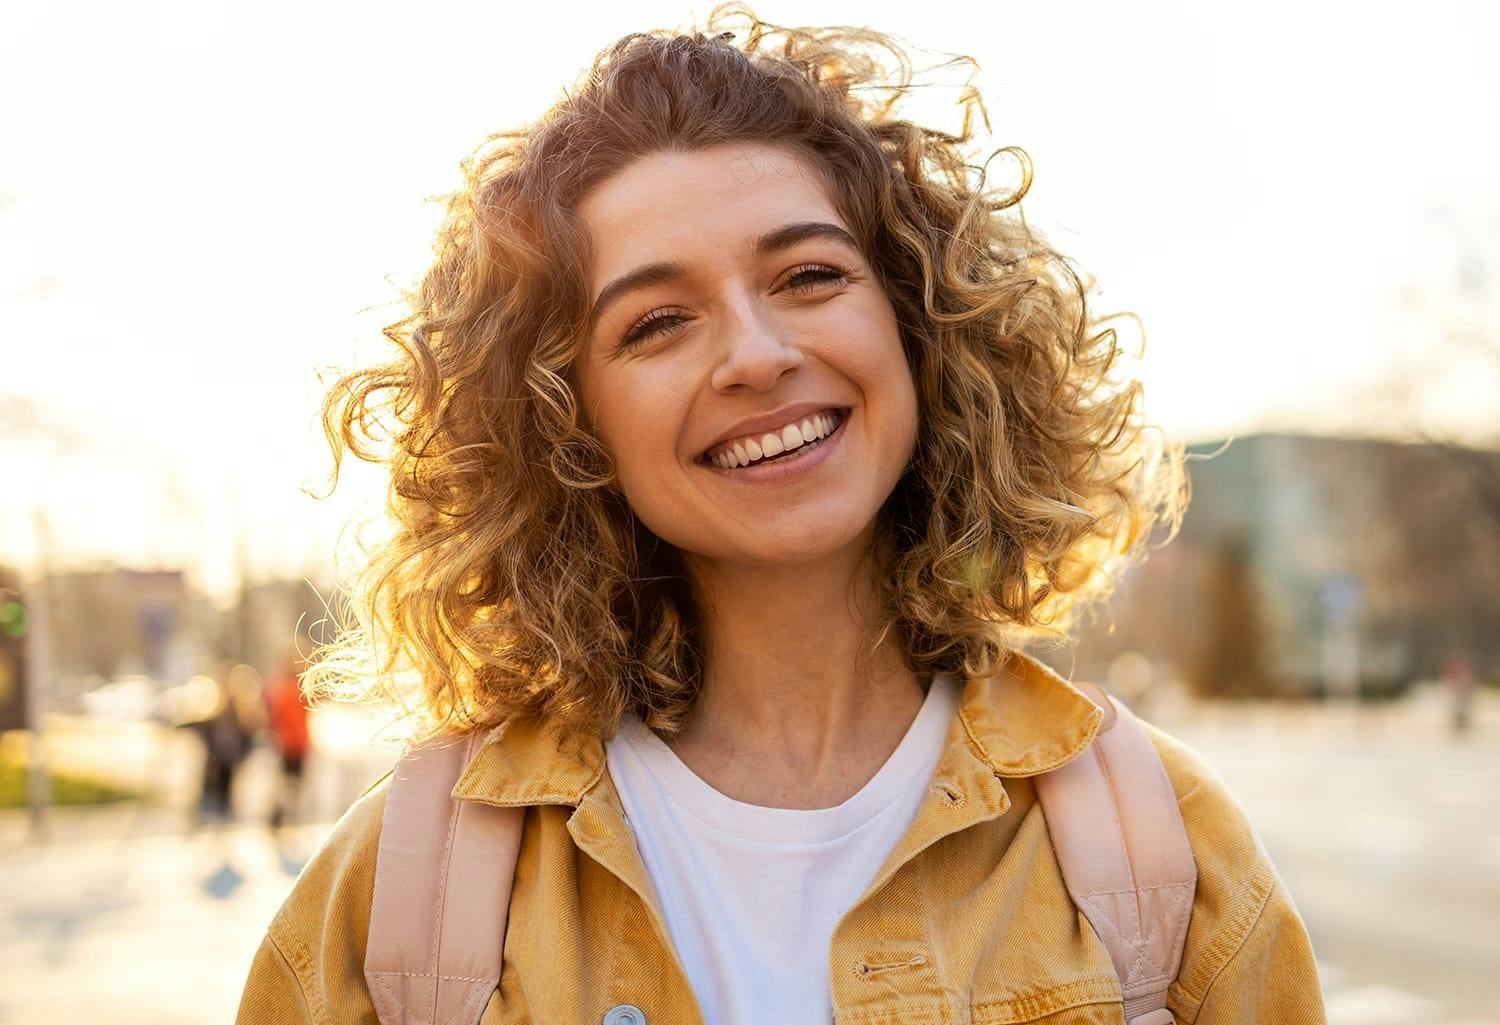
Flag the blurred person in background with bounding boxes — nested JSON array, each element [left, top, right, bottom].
[[192, 662, 263, 826], [1442, 653, 1477, 736], [262, 646, 312, 830], [237, 6, 1325, 1023]]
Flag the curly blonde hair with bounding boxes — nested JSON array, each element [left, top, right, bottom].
[[308, 3, 1187, 742]]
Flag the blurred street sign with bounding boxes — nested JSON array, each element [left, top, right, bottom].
[[1319, 572, 1363, 623], [1319, 572, 1363, 700]]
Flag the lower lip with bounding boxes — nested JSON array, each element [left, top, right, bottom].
[[699, 410, 849, 484]]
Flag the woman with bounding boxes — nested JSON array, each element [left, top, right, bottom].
[[238, 7, 1325, 1023]]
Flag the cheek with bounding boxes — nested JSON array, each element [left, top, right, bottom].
[[883, 373, 921, 478], [828, 292, 906, 373], [591, 381, 683, 488], [836, 303, 918, 434], [601, 407, 697, 547]]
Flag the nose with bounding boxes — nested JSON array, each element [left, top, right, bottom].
[[708, 296, 804, 393]]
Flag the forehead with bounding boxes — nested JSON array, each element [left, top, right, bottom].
[[577, 143, 844, 287]]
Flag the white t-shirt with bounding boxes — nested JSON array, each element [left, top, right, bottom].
[[604, 673, 961, 1025]]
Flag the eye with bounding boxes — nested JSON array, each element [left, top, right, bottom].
[[782, 263, 850, 294], [620, 307, 690, 349], [616, 263, 851, 350]]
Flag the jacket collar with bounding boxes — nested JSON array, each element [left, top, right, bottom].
[[450, 648, 1103, 809]]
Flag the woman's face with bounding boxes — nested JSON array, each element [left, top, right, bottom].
[[573, 142, 918, 570]]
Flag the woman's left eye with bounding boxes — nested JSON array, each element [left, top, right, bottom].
[[782, 264, 850, 293]]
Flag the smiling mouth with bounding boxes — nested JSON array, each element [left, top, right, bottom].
[[699, 408, 849, 470]]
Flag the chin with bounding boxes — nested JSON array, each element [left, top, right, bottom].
[[709, 518, 875, 568]]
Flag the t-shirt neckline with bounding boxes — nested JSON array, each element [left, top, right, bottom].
[[610, 672, 960, 846]]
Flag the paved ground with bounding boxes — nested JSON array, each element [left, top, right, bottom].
[[1164, 690, 1500, 1024], [1, 688, 1496, 1024], [2, 818, 326, 1024], [0, 704, 400, 1025]]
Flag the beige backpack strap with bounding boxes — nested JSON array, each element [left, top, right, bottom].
[[1034, 684, 1197, 1025], [364, 732, 524, 1025]]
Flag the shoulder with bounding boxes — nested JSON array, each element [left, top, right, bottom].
[[1136, 718, 1270, 889], [1134, 718, 1317, 1019], [281, 770, 392, 935], [239, 771, 392, 1023]]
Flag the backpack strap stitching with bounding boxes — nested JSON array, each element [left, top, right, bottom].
[[1073, 701, 1198, 993], [1072, 891, 1162, 985], [366, 733, 507, 1025], [1035, 687, 1198, 1022], [1090, 733, 1142, 897], [435, 977, 496, 1025], [365, 970, 404, 1025], [425, 737, 471, 1000], [1072, 893, 1133, 957], [1128, 888, 1188, 984], [367, 971, 494, 984], [1124, 886, 1194, 985], [1076, 889, 1191, 993], [1076, 846, 1194, 988], [1155, 882, 1197, 995], [1082, 881, 1190, 896], [1152, 888, 1188, 984]]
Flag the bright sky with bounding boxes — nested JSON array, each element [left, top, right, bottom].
[[2, 0, 1497, 596]]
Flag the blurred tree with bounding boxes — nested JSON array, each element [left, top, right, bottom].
[[1375, 207, 1500, 521], [1190, 532, 1271, 697], [1367, 206, 1500, 678], [0, 567, 27, 731]]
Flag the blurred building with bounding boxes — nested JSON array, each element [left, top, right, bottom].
[[45, 569, 200, 692], [32, 568, 333, 711], [1068, 433, 1500, 697], [18, 432, 1498, 706], [232, 577, 336, 672]]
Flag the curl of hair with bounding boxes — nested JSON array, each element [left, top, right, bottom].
[[305, 3, 1188, 743]]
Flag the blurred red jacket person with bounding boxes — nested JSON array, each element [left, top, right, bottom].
[[263, 670, 310, 768]]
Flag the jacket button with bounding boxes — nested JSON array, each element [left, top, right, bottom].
[[603, 1005, 646, 1025]]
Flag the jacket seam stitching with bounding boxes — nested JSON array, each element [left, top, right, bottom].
[[267, 912, 328, 1025], [959, 706, 1003, 774], [452, 722, 604, 808], [836, 977, 1120, 1023], [915, 853, 949, 1015], [971, 976, 1123, 1022], [603, 859, 635, 1010], [1168, 860, 1278, 1023], [1178, 871, 1280, 1023], [957, 704, 1103, 779]]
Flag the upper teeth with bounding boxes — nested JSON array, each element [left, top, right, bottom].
[[708, 411, 840, 469]]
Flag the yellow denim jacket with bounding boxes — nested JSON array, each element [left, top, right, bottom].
[[236, 652, 1326, 1024]]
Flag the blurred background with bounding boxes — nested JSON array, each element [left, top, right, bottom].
[[2, 1, 1496, 1022]]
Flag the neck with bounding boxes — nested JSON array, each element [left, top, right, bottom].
[[669, 529, 927, 808]]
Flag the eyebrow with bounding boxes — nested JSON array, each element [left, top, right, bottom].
[[587, 220, 862, 330]]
